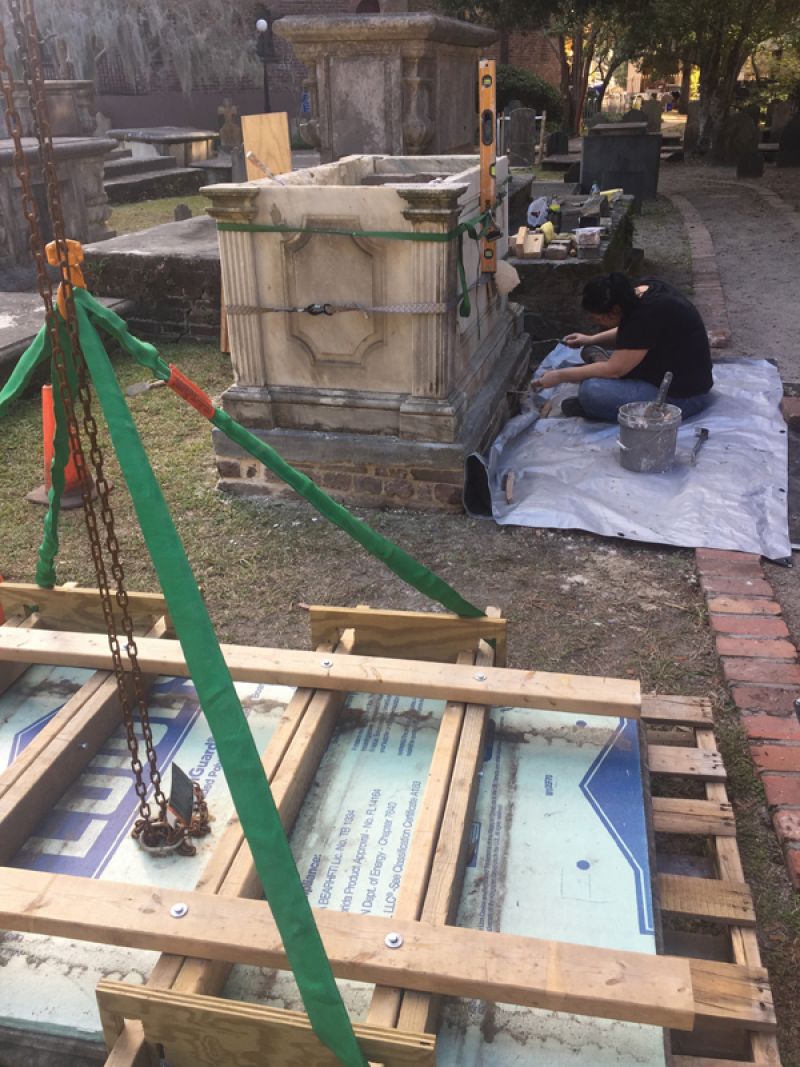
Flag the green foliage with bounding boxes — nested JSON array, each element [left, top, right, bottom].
[[497, 64, 564, 123]]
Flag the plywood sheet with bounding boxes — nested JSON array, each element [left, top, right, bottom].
[[241, 112, 291, 181]]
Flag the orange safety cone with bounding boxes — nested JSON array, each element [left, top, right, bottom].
[[26, 384, 88, 508]]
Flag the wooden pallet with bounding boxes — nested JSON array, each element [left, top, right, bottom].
[[642, 694, 781, 1067], [0, 584, 782, 1067]]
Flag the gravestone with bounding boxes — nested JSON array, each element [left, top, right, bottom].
[[94, 111, 112, 137], [586, 112, 609, 129], [640, 98, 662, 133], [563, 161, 581, 183], [173, 203, 193, 221], [769, 100, 794, 140], [507, 107, 538, 167], [218, 98, 242, 152], [737, 149, 764, 179], [621, 109, 641, 123], [546, 130, 569, 155], [777, 114, 800, 167], [683, 102, 701, 154], [713, 111, 759, 164], [230, 144, 247, 182]]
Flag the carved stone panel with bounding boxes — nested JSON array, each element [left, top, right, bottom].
[[283, 216, 386, 367]]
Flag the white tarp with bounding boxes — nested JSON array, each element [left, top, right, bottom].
[[467, 347, 790, 560]]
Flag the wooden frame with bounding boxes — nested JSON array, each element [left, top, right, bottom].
[[0, 587, 782, 1067]]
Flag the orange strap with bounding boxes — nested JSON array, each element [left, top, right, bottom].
[[167, 364, 215, 420]]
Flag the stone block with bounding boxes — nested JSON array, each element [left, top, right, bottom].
[[275, 14, 496, 162]]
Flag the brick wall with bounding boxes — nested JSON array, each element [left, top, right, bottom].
[[96, 1, 561, 129]]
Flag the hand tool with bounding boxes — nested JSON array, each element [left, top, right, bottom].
[[690, 426, 709, 465]]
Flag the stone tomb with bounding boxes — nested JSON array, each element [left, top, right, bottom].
[[276, 14, 496, 163], [0, 136, 115, 282], [204, 154, 530, 510]]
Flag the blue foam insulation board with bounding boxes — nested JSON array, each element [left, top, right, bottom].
[[0, 668, 666, 1066]]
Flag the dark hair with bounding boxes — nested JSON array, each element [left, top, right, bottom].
[[582, 272, 638, 316]]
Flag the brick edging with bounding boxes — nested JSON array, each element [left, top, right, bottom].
[[695, 547, 800, 888]]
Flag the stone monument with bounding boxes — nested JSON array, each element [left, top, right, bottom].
[[712, 111, 759, 165], [640, 97, 663, 133], [580, 122, 661, 208], [203, 154, 530, 510], [275, 14, 496, 162], [1, 80, 115, 280], [507, 107, 538, 167], [777, 114, 800, 167]]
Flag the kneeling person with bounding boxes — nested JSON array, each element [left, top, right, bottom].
[[534, 272, 713, 421]]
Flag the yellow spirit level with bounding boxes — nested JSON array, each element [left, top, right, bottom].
[[478, 58, 497, 274]]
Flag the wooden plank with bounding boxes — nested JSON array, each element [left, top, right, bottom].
[[0, 611, 40, 697], [367, 649, 478, 1029], [0, 867, 697, 1030], [308, 605, 508, 667], [369, 634, 494, 1032], [0, 628, 641, 718], [651, 797, 736, 836], [0, 617, 170, 864], [641, 693, 713, 726], [689, 958, 775, 1032], [513, 225, 528, 255], [673, 1058, 772, 1067], [658, 874, 756, 926], [97, 981, 436, 1067], [0, 582, 168, 632], [695, 726, 782, 1065], [398, 647, 492, 1036], [521, 232, 544, 259], [241, 112, 291, 182], [648, 744, 726, 780]]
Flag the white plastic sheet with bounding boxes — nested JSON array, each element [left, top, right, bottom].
[[467, 347, 790, 560]]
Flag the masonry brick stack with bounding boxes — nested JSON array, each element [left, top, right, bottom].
[[696, 547, 800, 888], [215, 456, 464, 511]]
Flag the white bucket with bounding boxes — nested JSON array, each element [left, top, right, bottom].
[[617, 401, 682, 473]]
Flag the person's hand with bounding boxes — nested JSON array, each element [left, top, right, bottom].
[[563, 332, 591, 348], [532, 369, 564, 391]]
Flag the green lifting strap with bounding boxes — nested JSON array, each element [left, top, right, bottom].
[[0, 317, 70, 588], [73, 289, 485, 620], [70, 297, 370, 1067]]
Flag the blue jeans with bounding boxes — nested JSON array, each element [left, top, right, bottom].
[[578, 378, 713, 423]]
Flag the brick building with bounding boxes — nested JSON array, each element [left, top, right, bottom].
[[93, 1, 560, 132]]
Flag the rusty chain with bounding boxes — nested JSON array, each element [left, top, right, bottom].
[[1, 0, 208, 855]]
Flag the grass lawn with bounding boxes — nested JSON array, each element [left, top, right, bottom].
[[1, 331, 798, 1061], [110, 195, 211, 236]]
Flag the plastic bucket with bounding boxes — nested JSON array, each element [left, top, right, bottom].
[[617, 401, 681, 473]]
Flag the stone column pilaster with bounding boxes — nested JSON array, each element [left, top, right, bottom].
[[205, 186, 263, 387], [396, 184, 466, 442]]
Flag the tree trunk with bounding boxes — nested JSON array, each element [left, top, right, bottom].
[[596, 56, 625, 113], [679, 59, 691, 115], [697, 38, 749, 156]]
